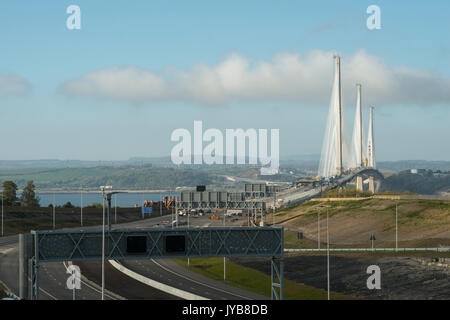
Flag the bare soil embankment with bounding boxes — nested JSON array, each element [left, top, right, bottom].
[[270, 198, 450, 247]]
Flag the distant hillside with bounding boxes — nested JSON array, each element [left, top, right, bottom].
[[1, 158, 449, 173], [377, 160, 450, 172], [0, 157, 173, 170], [0, 166, 222, 190], [0, 158, 449, 192], [381, 170, 450, 195]]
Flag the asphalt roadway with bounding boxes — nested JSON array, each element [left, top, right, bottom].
[[0, 213, 267, 300]]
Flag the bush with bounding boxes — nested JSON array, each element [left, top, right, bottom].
[[63, 201, 75, 208], [87, 202, 103, 208]]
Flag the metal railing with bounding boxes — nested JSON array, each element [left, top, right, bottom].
[[285, 247, 450, 253]]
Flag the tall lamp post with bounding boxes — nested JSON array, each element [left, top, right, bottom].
[[395, 202, 398, 251], [326, 206, 330, 301], [100, 185, 112, 300], [370, 234, 376, 251], [53, 193, 56, 229], [104, 191, 126, 231], [114, 195, 117, 224], [318, 210, 321, 249], [1, 188, 3, 237], [273, 191, 276, 225], [224, 193, 229, 281], [80, 186, 83, 227], [318, 204, 330, 300]]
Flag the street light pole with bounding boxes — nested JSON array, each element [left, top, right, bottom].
[[395, 203, 398, 251], [53, 193, 56, 229], [80, 187, 83, 227], [114, 195, 117, 225], [318, 211, 321, 249], [224, 193, 228, 281], [175, 195, 178, 228], [327, 207, 330, 301], [170, 191, 174, 229], [141, 192, 145, 219], [187, 202, 190, 267], [1, 192, 4, 237], [100, 185, 112, 301], [273, 192, 276, 225], [101, 187, 105, 300]]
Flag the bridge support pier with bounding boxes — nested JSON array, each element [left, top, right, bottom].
[[28, 232, 40, 300], [30, 256, 39, 300], [369, 176, 375, 193], [356, 176, 363, 192], [19, 234, 33, 300], [270, 256, 284, 300]]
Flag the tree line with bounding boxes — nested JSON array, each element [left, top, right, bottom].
[[381, 170, 450, 195], [2, 180, 40, 207]]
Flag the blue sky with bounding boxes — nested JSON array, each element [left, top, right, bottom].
[[0, 1, 449, 161]]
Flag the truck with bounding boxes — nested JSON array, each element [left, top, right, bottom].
[[226, 209, 243, 216]]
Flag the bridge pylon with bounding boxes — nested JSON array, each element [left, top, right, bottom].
[[335, 56, 343, 175], [351, 84, 364, 168], [367, 106, 376, 168], [318, 55, 345, 178]]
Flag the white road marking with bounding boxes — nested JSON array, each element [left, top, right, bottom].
[[40, 287, 58, 300], [150, 259, 251, 300]]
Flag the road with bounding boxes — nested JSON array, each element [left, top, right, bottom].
[[0, 213, 266, 300], [0, 235, 125, 300], [273, 168, 370, 207], [118, 259, 266, 300]]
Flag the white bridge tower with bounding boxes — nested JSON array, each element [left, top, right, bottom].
[[367, 106, 376, 168], [318, 55, 345, 178]]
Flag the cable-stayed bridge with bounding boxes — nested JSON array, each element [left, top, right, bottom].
[[276, 55, 383, 207], [319, 55, 377, 179]]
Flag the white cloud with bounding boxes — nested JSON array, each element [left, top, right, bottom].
[[0, 75, 32, 97], [59, 50, 450, 106]]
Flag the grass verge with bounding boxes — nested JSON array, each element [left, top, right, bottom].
[[173, 257, 355, 300]]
